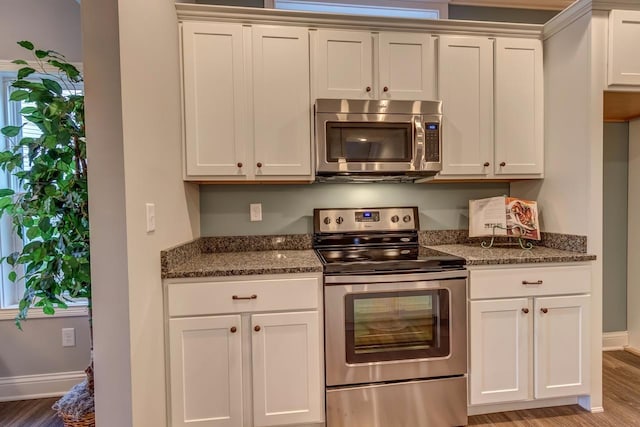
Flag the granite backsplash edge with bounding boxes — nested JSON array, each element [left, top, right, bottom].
[[161, 230, 588, 276], [418, 230, 588, 253]]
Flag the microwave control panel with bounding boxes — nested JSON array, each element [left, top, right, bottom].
[[424, 123, 440, 162]]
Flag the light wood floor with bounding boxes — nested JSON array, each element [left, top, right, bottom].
[[1, 351, 639, 426]]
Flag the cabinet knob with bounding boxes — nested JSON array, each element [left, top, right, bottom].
[[256, 162, 263, 168], [521, 308, 529, 314], [383, 86, 389, 92], [500, 161, 506, 167], [365, 86, 372, 92], [540, 308, 548, 314], [254, 325, 261, 332], [230, 326, 237, 333], [237, 162, 243, 168], [483, 162, 490, 167]]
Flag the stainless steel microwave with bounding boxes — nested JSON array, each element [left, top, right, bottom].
[[314, 99, 442, 180]]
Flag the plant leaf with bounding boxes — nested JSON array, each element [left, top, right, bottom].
[[17, 41, 34, 50], [1, 126, 22, 137], [0, 189, 15, 197], [8, 271, 16, 282], [35, 50, 49, 59], [9, 90, 29, 101], [42, 79, 62, 95], [43, 306, 55, 315], [12, 59, 28, 65], [17, 67, 36, 80]]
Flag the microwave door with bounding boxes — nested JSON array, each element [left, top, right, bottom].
[[316, 114, 415, 174]]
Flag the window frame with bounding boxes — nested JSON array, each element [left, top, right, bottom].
[[0, 60, 88, 318], [268, 0, 449, 19]]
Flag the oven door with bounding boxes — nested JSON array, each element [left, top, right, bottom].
[[324, 271, 467, 387], [315, 113, 422, 174]]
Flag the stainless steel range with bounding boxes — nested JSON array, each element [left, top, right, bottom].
[[313, 207, 468, 427]]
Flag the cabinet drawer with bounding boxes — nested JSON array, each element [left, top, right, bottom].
[[469, 265, 591, 299], [168, 277, 319, 317]]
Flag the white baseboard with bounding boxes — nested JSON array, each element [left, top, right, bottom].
[[0, 371, 86, 402], [625, 345, 640, 357], [602, 331, 629, 351]]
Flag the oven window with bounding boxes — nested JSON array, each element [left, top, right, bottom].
[[325, 122, 411, 162], [345, 289, 450, 363]]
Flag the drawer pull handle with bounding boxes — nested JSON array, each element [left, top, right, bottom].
[[522, 280, 543, 285], [522, 308, 529, 314], [254, 325, 261, 332], [232, 294, 257, 300], [540, 307, 548, 314], [230, 326, 237, 333]]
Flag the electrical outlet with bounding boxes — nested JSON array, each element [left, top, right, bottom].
[[250, 203, 262, 222], [62, 328, 76, 347], [146, 203, 156, 232]]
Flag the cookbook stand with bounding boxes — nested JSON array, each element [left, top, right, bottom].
[[480, 225, 534, 250]]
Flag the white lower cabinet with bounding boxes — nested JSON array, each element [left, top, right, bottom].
[[166, 275, 324, 427], [469, 265, 591, 408]]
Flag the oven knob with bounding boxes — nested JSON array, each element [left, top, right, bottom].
[[323, 217, 331, 225], [403, 215, 412, 223], [391, 215, 399, 223], [336, 216, 344, 224]]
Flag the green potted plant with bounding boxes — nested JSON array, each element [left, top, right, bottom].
[[0, 41, 93, 426]]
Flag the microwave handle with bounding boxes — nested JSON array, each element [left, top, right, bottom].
[[413, 118, 425, 170]]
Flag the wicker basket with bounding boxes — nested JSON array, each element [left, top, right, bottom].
[[60, 411, 95, 427]]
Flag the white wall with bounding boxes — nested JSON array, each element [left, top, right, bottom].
[[512, 10, 603, 411], [82, 0, 200, 425], [0, 0, 90, 392], [628, 119, 640, 350], [0, 0, 82, 62]]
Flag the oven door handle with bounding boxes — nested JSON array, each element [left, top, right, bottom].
[[324, 269, 467, 284]]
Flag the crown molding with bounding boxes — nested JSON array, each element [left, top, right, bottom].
[[176, 3, 543, 38], [449, 0, 573, 11]]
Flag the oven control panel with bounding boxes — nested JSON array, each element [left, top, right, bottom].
[[315, 207, 418, 233]]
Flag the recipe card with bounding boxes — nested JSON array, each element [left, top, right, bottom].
[[469, 196, 540, 240]]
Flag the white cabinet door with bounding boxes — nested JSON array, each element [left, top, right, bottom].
[[438, 35, 494, 176], [251, 311, 323, 427], [169, 315, 243, 427], [315, 29, 373, 99], [608, 10, 640, 86], [494, 38, 543, 175], [378, 32, 434, 101], [182, 22, 247, 177], [534, 295, 591, 399], [252, 25, 312, 177], [469, 298, 531, 405]]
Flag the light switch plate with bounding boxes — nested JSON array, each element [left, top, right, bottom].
[[146, 203, 156, 232], [62, 328, 75, 347]]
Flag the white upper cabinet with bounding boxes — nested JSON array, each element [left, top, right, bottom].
[[182, 22, 247, 177], [608, 10, 640, 86], [181, 22, 312, 181], [436, 35, 543, 179], [378, 32, 435, 100], [314, 30, 373, 99], [314, 29, 434, 100], [437, 35, 494, 176], [252, 26, 311, 177], [495, 38, 544, 175]]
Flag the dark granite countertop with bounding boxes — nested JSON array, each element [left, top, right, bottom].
[[161, 235, 322, 279], [161, 231, 595, 279], [424, 243, 596, 266], [163, 249, 323, 279]]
